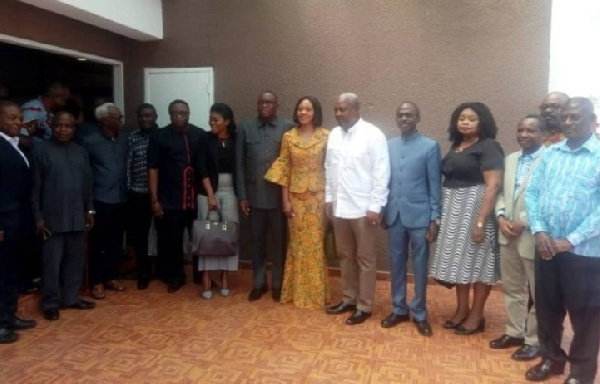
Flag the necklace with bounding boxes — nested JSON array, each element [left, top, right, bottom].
[[218, 137, 229, 147]]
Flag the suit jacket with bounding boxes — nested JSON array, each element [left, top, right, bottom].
[[197, 132, 237, 196], [235, 116, 294, 209], [384, 132, 442, 228], [0, 138, 33, 241], [495, 150, 542, 259]]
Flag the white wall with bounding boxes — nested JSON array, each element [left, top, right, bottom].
[[549, 0, 600, 108], [19, 0, 163, 41]]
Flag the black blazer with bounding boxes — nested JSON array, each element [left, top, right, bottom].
[[197, 132, 237, 196], [0, 138, 34, 241]]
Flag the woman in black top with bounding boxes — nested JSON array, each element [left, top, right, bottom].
[[197, 103, 238, 299], [429, 102, 504, 335]]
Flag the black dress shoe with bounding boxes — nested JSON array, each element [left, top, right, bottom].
[[0, 328, 18, 344], [63, 299, 96, 310], [9, 316, 37, 330], [442, 317, 466, 329], [525, 359, 565, 382], [346, 310, 372, 325], [137, 279, 149, 290], [326, 302, 357, 315], [248, 285, 268, 301], [489, 334, 525, 349], [272, 289, 281, 302], [380, 313, 410, 328], [511, 344, 541, 361], [414, 320, 433, 337], [167, 280, 185, 293], [455, 319, 485, 335], [44, 309, 60, 321]]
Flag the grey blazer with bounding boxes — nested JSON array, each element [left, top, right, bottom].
[[235, 116, 294, 209]]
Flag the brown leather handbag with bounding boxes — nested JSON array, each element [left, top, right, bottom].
[[190, 208, 238, 257]]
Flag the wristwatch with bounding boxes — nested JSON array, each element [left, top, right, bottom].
[[476, 221, 484, 228], [87, 210, 96, 216], [434, 218, 441, 225]]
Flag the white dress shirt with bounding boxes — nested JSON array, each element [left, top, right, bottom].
[[0, 131, 29, 167], [325, 118, 390, 219]]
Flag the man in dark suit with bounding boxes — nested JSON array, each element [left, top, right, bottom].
[[236, 92, 294, 301], [381, 102, 441, 336], [0, 101, 37, 344]]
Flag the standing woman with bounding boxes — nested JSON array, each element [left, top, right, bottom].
[[429, 102, 504, 334], [197, 103, 238, 299], [265, 96, 329, 309]]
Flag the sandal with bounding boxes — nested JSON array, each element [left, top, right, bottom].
[[91, 284, 106, 300], [105, 280, 126, 292]]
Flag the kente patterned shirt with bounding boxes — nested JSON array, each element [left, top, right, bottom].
[[127, 127, 156, 193], [526, 135, 600, 257]]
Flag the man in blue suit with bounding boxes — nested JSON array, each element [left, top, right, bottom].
[[382, 102, 441, 336]]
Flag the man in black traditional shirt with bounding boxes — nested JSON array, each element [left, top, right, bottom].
[[32, 111, 96, 321], [148, 99, 206, 293]]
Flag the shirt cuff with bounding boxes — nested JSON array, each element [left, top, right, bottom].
[[368, 203, 382, 213], [496, 208, 505, 217], [566, 233, 583, 247], [529, 222, 547, 234]]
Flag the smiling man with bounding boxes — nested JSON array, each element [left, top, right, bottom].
[[526, 98, 600, 384], [32, 111, 96, 321], [380, 102, 441, 336], [490, 115, 545, 361]]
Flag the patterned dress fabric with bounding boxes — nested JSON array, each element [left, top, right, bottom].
[[429, 185, 500, 284], [265, 127, 329, 309]]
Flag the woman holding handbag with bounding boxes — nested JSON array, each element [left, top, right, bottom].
[[197, 103, 238, 299], [265, 96, 329, 309]]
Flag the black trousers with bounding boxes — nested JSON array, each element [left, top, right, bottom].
[[18, 232, 41, 288], [0, 240, 20, 328], [128, 192, 153, 280], [41, 232, 85, 310], [536, 251, 600, 382], [156, 209, 194, 283], [249, 207, 287, 291], [88, 201, 126, 286]]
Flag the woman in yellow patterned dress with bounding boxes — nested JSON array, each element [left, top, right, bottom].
[[265, 96, 329, 309]]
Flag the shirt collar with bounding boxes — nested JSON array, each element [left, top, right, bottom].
[[555, 134, 600, 154], [0, 131, 19, 146], [519, 146, 545, 160], [400, 130, 421, 142], [342, 118, 363, 134], [258, 116, 277, 128]]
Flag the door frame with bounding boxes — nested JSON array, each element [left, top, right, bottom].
[[0, 33, 125, 112]]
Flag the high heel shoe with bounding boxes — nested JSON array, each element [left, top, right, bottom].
[[442, 317, 466, 329], [454, 318, 485, 335]]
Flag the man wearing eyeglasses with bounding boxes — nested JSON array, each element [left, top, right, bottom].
[[539, 92, 569, 146], [80, 103, 129, 300], [148, 99, 206, 293]]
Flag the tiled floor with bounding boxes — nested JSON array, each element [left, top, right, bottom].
[[0, 269, 592, 383]]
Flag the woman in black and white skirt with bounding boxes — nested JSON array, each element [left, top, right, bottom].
[[429, 102, 504, 335], [197, 103, 239, 299]]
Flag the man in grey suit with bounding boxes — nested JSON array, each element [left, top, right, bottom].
[[236, 91, 294, 301], [381, 102, 441, 336], [489, 115, 545, 361]]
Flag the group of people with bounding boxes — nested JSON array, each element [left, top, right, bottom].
[[0, 85, 598, 383]]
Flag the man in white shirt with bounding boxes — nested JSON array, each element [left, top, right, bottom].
[[325, 93, 390, 325]]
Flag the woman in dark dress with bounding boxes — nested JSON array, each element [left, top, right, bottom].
[[429, 102, 504, 335]]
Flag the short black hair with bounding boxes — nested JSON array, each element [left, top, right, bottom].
[[292, 96, 323, 127], [398, 101, 420, 118], [137, 103, 157, 116], [210, 102, 237, 134], [257, 91, 278, 102], [448, 102, 497, 144], [168, 99, 189, 112], [566, 97, 596, 116], [520, 114, 547, 132], [0, 100, 19, 116], [51, 111, 75, 128]]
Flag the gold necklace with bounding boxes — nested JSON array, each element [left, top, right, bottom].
[[455, 138, 479, 152]]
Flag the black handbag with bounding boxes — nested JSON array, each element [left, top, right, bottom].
[[191, 208, 238, 257]]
